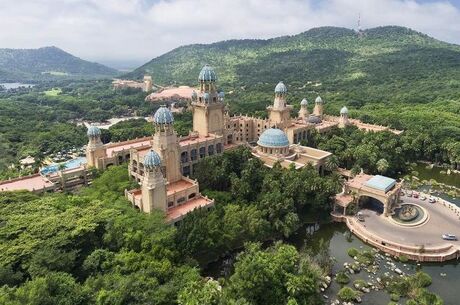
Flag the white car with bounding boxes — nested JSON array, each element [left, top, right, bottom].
[[442, 234, 457, 241]]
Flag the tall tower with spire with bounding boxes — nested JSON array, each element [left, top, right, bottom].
[[191, 65, 225, 137], [151, 106, 182, 183], [312, 96, 324, 118], [85, 126, 106, 169], [267, 81, 292, 128], [339, 106, 350, 128], [298, 98, 309, 120], [141, 149, 167, 213]]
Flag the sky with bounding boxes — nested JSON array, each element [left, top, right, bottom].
[[0, 0, 460, 68]]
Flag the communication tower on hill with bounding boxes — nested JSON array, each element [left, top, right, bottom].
[[357, 13, 365, 37]]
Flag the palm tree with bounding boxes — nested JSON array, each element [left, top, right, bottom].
[[325, 155, 339, 172], [376, 158, 389, 174]]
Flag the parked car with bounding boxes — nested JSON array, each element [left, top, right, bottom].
[[420, 195, 426, 201], [442, 234, 458, 241], [357, 212, 365, 222], [429, 197, 436, 203], [413, 192, 419, 198]]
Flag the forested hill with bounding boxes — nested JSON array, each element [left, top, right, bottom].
[[127, 26, 460, 105], [0, 46, 118, 81]]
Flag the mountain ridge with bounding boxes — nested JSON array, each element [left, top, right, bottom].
[[0, 46, 118, 82]]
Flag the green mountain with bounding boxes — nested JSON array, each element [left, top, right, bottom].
[[0, 46, 118, 82], [127, 26, 460, 138]]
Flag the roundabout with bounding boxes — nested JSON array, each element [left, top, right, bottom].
[[390, 203, 428, 227]]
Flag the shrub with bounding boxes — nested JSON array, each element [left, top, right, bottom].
[[390, 293, 400, 301], [335, 271, 350, 284], [337, 287, 360, 302], [353, 279, 367, 289], [413, 271, 432, 288], [347, 247, 359, 258], [398, 255, 409, 263]]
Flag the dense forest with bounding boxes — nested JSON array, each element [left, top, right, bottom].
[[0, 148, 443, 304], [0, 81, 194, 178], [0, 47, 118, 82]]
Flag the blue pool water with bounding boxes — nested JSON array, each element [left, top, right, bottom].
[[40, 157, 87, 175]]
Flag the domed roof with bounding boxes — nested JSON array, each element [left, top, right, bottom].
[[315, 96, 323, 104], [307, 115, 322, 124], [218, 91, 225, 98], [87, 126, 101, 137], [144, 150, 161, 168], [153, 106, 174, 124], [198, 64, 217, 82], [274, 81, 287, 94], [300, 98, 308, 106], [340, 106, 348, 114], [257, 128, 289, 147], [191, 90, 197, 98]]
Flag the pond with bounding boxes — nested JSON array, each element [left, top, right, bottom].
[[413, 162, 460, 188], [204, 191, 460, 305]]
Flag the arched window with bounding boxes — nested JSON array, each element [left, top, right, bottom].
[[190, 149, 197, 161], [208, 145, 214, 155], [199, 147, 206, 158], [216, 143, 222, 153], [181, 151, 189, 163]]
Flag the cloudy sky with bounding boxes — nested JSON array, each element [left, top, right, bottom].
[[1, 0, 459, 67]]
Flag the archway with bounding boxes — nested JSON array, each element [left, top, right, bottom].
[[359, 195, 385, 215]]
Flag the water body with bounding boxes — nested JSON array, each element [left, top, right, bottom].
[[205, 191, 460, 305], [413, 162, 460, 188], [0, 83, 35, 90], [40, 157, 87, 175]]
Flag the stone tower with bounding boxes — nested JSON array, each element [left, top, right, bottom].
[[151, 106, 182, 183], [268, 82, 292, 128], [192, 65, 225, 137], [298, 98, 309, 120], [313, 96, 324, 118], [141, 149, 167, 213], [339, 106, 350, 128], [85, 126, 106, 169], [143, 75, 153, 92]]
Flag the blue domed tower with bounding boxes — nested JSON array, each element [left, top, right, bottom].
[[85, 125, 107, 168], [267, 81, 292, 129], [151, 106, 182, 183], [257, 128, 290, 156], [192, 64, 225, 137], [141, 149, 167, 213]]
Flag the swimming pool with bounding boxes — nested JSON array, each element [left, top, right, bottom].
[[40, 157, 87, 175]]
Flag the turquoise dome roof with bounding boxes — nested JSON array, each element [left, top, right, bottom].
[[274, 81, 287, 94], [300, 98, 308, 106], [218, 91, 225, 98], [203, 92, 210, 101], [87, 126, 101, 137], [144, 150, 161, 168], [198, 65, 217, 82], [315, 96, 323, 104], [191, 90, 197, 98], [154, 106, 174, 124], [257, 128, 289, 147], [340, 106, 348, 114]]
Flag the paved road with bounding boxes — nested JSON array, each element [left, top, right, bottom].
[[358, 195, 460, 248]]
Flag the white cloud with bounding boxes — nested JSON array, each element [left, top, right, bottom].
[[0, 0, 459, 65]]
